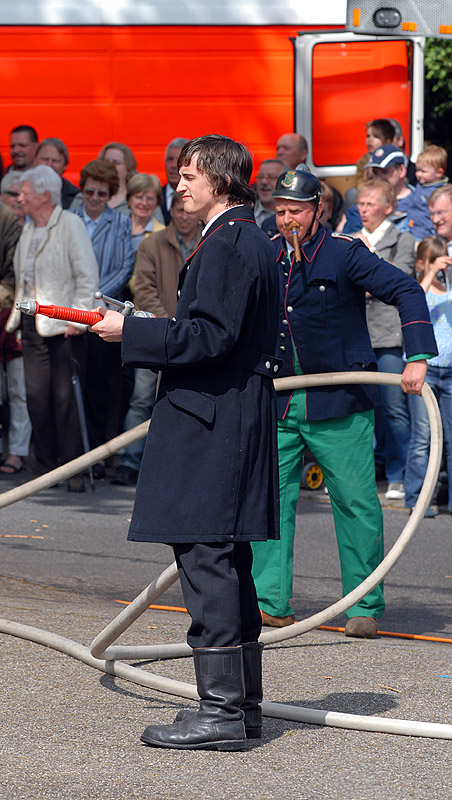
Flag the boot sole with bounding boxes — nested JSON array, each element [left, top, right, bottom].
[[140, 735, 246, 751]]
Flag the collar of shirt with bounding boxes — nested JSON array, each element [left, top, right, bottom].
[[254, 199, 274, 226], [82, 206, 103, 236], [175, 228, 199, 261], [202, 205, 244, 236], [363, 218, 392, 249], [132, 218, 155, 237], [166, 184, 175, 207]]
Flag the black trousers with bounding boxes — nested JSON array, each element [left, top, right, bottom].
[[21, 316, 84, 472], [84, 334, 123, 449], [172, 541, 262, 648]]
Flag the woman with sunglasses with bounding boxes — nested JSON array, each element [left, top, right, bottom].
[[1, 172, 27, 225], [70, 160, 134, 471]]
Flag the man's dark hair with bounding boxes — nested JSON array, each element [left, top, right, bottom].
[[178, 135, 255, 207], [11, 124, 39, 143]]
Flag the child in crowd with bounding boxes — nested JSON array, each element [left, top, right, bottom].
[[406, 146, 448, 240], [404, 236, 452, 516], [353, 119, 396, 195], [339, 118, 396, 224]]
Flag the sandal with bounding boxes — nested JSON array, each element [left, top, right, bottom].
[[0, 458, 23, 474]]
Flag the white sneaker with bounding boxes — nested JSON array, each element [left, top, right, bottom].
[[385, 482, 405, 500]]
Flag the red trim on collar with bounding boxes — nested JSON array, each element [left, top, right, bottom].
[[186, 218, 256, 262], [401, 320, 433, 327], [301, 228, 326, 263]]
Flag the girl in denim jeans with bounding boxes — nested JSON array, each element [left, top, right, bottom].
[[405, 236, 452, 516]]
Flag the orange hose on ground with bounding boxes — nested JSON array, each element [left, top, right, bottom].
[[113, 601, 452, 645], [114, 600, 188, 613], [318, 625, 452, 644]]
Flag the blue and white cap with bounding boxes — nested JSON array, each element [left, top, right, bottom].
[[368, 145, 405, 169]]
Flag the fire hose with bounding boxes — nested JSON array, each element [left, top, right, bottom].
[[15, 291, 155, 324], [0, 300, 449, 738], [14, 299, 104, 326]]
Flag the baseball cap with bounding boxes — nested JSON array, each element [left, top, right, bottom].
[[368, 145, 405, 169]]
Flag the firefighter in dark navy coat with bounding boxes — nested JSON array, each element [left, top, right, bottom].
[[91, 135, 281, 751], [251, 169, 438, 637]]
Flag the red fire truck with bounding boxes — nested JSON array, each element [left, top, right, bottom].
[[0, 0, 424, 193]]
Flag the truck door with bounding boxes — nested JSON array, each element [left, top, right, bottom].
[[294, 31, 424, 192]]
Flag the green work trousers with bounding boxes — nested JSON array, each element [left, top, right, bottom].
[[251, 389, 385, 620]]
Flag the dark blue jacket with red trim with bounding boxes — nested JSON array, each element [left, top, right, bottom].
[[273, 224, 438, 421], [121, 205, 281, 544]]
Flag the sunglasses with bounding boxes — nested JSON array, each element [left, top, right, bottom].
[[83, 188, 109, 199]]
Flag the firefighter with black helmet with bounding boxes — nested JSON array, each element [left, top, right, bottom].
[[251, 168, 437, 637]]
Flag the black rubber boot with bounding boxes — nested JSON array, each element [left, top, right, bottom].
[[240, 641, 263, 738], [174, 641, 264, 738], [140, 646, 246, 751]]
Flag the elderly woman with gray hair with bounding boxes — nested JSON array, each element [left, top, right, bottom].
[[6, 165, 99, 489]]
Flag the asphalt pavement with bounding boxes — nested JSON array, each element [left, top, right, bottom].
[[1, 464, 452, 800]]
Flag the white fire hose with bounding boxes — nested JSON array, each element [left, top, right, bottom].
[[1, 373, 451, 740]]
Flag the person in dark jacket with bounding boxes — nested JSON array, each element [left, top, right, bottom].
[[70, 159, 134, 465], [159, 137, 189, 225], [35, 138, 79, 210], [250, 169, 437, 638], [91, 135, 281, 751], [0, 201, 31, 474]]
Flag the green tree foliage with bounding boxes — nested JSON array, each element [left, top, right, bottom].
[[424, 38, 452, 147]]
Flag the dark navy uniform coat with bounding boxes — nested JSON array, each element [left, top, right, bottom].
[[274, 225, 438, 421], [122, 205, 281, 544]]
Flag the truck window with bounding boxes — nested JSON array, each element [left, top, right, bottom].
[[311, 39, 413, 167]]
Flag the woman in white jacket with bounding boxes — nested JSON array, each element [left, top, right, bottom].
[[7, 165, 99, 489]]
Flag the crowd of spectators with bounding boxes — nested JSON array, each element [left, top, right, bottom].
[[0, 121, 450, 513]]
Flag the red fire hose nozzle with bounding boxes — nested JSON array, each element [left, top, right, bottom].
[[16, 300, 104, 326]]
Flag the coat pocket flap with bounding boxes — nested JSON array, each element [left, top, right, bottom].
[[307, 273, 337, 286], [346, 350, 377, 369], [166, 388, 216, 424]]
